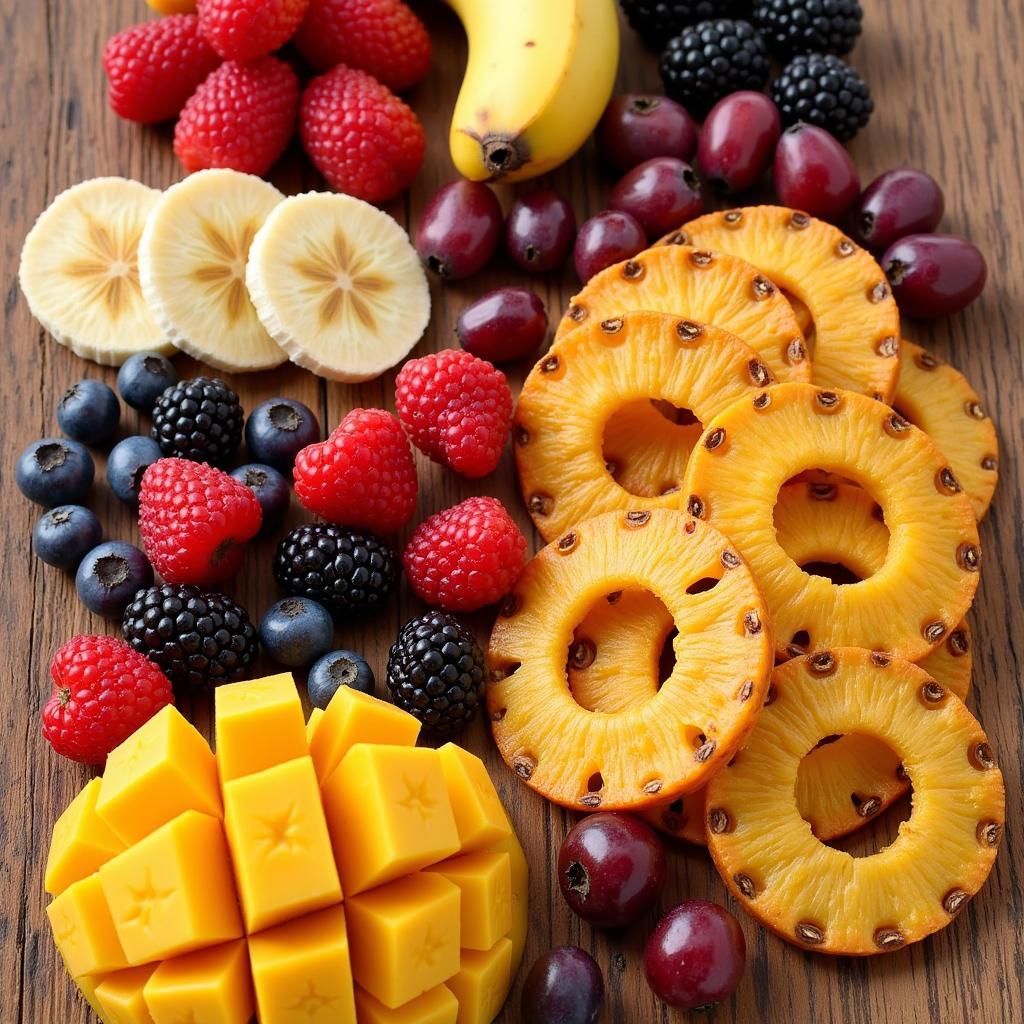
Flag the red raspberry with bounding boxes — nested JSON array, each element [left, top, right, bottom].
[[103, 15, 221, 124], [294, 408, 418, 533], [395, 349, 513, 478], [294, 0, 431, 91], [43, 636, 174, 765], [300, 65, 425, 203], [139, 458, 262, 586], [198, 0, 310, 62], [174, 57, 299, 175], [404, 497, 528, 612]]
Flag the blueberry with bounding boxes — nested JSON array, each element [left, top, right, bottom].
[[308, 650, 375, 709], [259, 597, 334, 668], [33, 505, 102, 570], [230, 463, 290, 533], [56, 380, 121, 446], [16, 438, 95, 507], [107, 436, 163, 506], [244, 398, 321, 473], [75, 541, 153, 618], [117, 352, 179, 413]]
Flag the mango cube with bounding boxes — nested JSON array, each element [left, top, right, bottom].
[[438, 744, 511, 854], [487, 832, 529, 974], [322, 744, 460, 895], [46, 778, 125, 896], [70, 972, 109, 1023], [223, 756, 342, 932], [248, 904, 356, 1024], [96, 706, 222, 845], [310, 686, 420, 786], [47, 873, 128, 978], [94, 964, 159, 1024], [100, 811, 243, 965], [215, 674, 307, 783], [427, 852, 511, 952], [346, 873, 461, 1009], [306, 707, 324, 744], [354, 984, 459, 1024], [445, 939, 513, 1024], [143, 939, 253, 1024]]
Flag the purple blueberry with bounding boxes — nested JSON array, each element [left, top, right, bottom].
[[75, 541, 153, 619], [230, 463, 290, 533], [308, 649, 375, 709], [107, 436, 163, 506], [33, 505, 102, 570], [244, 398, 321, 474], [259, 597, 334, 668], [16, 438, 95, 507], [117, 352, 178, 413], [57, 380, 121, 446]]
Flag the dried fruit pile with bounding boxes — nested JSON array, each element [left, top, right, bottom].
[[493, 203, 1004, 957]]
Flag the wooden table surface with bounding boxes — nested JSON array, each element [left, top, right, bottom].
[[3, 0, 1022, 1021]]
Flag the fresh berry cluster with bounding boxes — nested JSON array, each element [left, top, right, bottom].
[[103, 0, 430, 200]]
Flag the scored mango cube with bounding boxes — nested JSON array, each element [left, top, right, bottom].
[[248, 904, 356, 1024], [94, 964, 159, 1024], [215, 674, 307, 783], [438, 744, 511, 854], [100, 811, 243, 965], [69, 971, 109, 1023], [354, 983, 459, 1024], [427, 852, 512, 952], [445, 939, 513, 1024], [45, 778, 125, 896], [96, 706, 222, 845], [143, 939, 253, 1024], [346, 873, 461, 1009], [47, 873, 128, 978], [223, 756, 342, 933], [322, 744, 460, 896], [306, 707, 324, 745], [310, 686, 420, 786]]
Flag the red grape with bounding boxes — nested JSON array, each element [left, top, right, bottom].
[[455, 288, 548, 363], [698, 91, 781, 193], [853, 168, 945, 252], [415, 180, 502, 279], [598, 93, 699, 172], [505, 189, 576, 273], [882, 233, 987, 318], [522, 947, 604, 1024], [608, 157, 704, 238], [773, 123, 860, 220], [573, 210, 647, 282]]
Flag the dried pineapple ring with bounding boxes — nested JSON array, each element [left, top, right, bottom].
[[487, 509, 773, 811], [515, 310, 775, 542], [664, 206, 902, 402], [893, 340, 999, 519], [684, 382, 980, 661], [706, 648, 1004, 955], [555, 243, 812, 384]]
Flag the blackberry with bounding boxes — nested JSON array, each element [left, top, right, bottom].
[[150, 376, 243, 465], [660, 20, 770, 114], [771, 52, 873, 141], [620, 1, 751, 49], [122, 583, 258, 688], [273, 523, 398, 617], [752, 0, 862, 58], [385, 611, 485, 738]]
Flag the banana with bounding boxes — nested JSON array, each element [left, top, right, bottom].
[[139, 169, 287, 374], [445, 0, 620, 183], [246, 192, 431, 383], [19, 178, 172, 366]]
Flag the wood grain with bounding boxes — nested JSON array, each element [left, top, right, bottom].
[[2, 0, 1021, 1021]]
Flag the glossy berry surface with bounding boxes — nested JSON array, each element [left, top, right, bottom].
[[644, 900, 746, 1010], [16, 438, 95, 508], [609, 157, 704, 237], [259, 597, 335, 669], [773, 122, 860, 220], [522, 947, 605, 1024], [752, 0, 863, 58], [117, 352, 178, 413], [698, 91, 781, 193], [882, 233, 987, 319], [853, 168, 945, 252], [33, 506, 102, 570], [57, 380, 121, 446], [230, 463, 290, 533], [107, 435, 163, 506], [244, 398, 321, 473], [75, 541, 154, 619], [456, 288, 548, 363], [771, 52, 873, 141], [598, 93, 699, 172], [416, 181, 503, 279], [573, 210, 647, 282], [505, 189, 576, 273], [557, 812, 666, 928], [307, 649, 375, 709]]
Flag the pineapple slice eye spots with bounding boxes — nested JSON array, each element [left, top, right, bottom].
[[873, 927, 906, 950], [621, 259, 645, 281]]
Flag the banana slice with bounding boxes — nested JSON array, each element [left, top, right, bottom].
[[139, 169, 287, 374], [19, 178, 171, 366], [246, 192, 430, 382]]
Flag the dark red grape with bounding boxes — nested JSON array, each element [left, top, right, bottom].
[[505, 189, 576, 273], [573, 211, 647, 282], [598, 93, 699, 173], [557, 812, 665, 927], [415, 180, 503, 279], [853, 168, 945, 252], [644, 901, 746, 1011], [456, 288, 548, 363], [608, 157, 704, 238], [882, 233, 987, 318], [773, 122, 860, 220], [698, 91, 781, 193], [522, 947, 604, 1024]]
